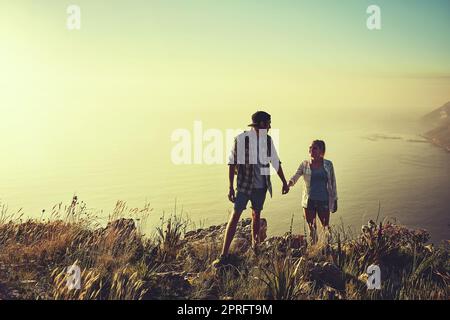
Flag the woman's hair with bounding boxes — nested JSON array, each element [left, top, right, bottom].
[[312, 140, 326, 154]]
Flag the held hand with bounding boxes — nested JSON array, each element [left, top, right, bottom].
[[288, 180, 294, 188], [228, 188, 236, 203], [282, 183, 290, 195]]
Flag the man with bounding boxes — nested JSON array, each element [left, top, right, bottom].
[[213, 111, 289, 267]]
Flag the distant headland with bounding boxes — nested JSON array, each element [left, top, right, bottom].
[[422, 101, 450, 152]]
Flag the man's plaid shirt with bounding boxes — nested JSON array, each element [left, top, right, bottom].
[[228, 130, 281, 197]]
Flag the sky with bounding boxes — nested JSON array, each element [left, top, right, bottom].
[[1, 0, 449, 113], [0, 0, 449, 161], [0, 1, 449, 233]]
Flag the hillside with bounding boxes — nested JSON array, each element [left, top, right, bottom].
[[0, 199, 448, 300], [422, 101, 450, 152], [423, 121, 450, 152]]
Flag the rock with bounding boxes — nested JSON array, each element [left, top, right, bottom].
[[180, 218, 267, 261], [259, 219, 268, 242], [183, 218, 267, 244], [285, 234, 307, 250], [260, 233, 307, 255], [148, 271, 192, 298], [230, 237, 250, 255], [311, 262, 346, 291]]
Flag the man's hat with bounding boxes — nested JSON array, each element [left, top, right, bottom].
[[248, 111, 271, 127]]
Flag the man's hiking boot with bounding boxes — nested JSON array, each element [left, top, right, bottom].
[[212, 255, 229, 269]]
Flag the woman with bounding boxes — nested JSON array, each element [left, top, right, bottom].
[[288, 140, 338, 244]]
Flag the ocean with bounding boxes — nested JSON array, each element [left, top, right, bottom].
[[1, 110, 448, 243]]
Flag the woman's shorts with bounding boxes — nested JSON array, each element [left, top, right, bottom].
[[305, 199, 329, 213]]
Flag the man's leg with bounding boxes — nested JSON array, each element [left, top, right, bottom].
[[251, 209, 261, 247], [221, 209, 243, 256], [250, 188, 266, 249]]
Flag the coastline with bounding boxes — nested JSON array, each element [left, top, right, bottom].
[[422, 134, 450, 153]]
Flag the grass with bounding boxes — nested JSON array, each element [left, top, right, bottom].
[[0, 196, 448, 300]]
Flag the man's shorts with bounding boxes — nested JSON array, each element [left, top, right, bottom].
[[234, 188, 267, 212], [305, 199, 329, 214]]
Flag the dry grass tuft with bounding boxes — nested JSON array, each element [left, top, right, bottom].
[[0, 197, 448, 300]]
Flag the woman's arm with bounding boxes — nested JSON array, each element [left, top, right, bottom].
[[288, 162, 304, 187], [330, 161, 338, 212], [330, 161, 337, 200]]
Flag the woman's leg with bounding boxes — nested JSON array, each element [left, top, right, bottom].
[[317, 210, 331, 242], [304, 208, 318, 245], [317, 210, 330, 228]]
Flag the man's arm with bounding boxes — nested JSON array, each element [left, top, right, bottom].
[[228, 164, 236, 202], [268, 136, 289, 194], [227, 136, 238, 203], [277, 164, 289, 194]]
